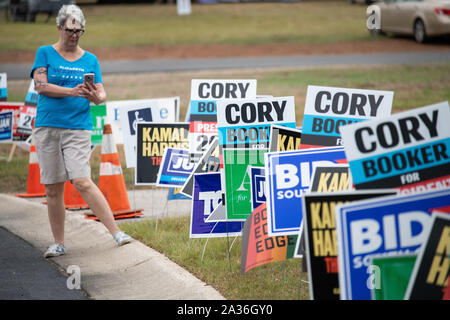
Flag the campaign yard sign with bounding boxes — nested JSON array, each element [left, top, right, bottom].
[[156, 148, 194, 188], [405, 212, 450, 300], [17, 105, 36, 136], [0, 103, 26, 141], [265, 147, 347, 237], [180, 137, 220, 198], [370, 254, 417, 300], [190, 172, 242, 238], [188, 79, 257, 163], [300, 85, 393, 149], [0, 73, 6, 101], [135, 123, 189, 185], [17, 81, 39, 136], [107, 97, 179, 146], [217, 96, 296, 150], [241, 203, 297, 274], [340, 102, 450, 194], [167, 187, 190, 200], [217, 96, 296, 221], [302, 190, 396, 300], [269, 125, 302, 152], [0, 111, 13, 142], [335, 188, 450, 300], [116, 97, 180, 168], [24, 80, 39, 107], [90, 104, 107, 146], [250, 167, 266, 211], [309, 164, 352, 193], [221, 148, 266, 221], [293, 164, 353, 259]]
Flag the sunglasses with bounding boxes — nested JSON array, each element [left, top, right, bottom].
[[63, 28, 85, 36]]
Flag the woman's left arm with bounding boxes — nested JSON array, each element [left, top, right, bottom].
[[82, 82, 107, 105]]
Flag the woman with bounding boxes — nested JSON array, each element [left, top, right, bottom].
[[31, 4, 132, 258]]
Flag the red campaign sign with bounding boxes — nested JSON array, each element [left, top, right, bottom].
[[398, 175, 450, 196], [17, 105, 37, 135], [0, 103, 26, 138], [240, 203, 297, 274], [189, 121, 218, 134]]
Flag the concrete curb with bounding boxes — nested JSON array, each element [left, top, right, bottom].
[[0, 194, 225, 300]]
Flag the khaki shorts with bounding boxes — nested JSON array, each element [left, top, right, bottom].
[[33, 127, 92, 185]]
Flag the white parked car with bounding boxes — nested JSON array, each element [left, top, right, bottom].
[[370, 0, 450, 43]]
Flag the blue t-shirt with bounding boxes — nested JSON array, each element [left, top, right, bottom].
[[30, 45, 103, 130]]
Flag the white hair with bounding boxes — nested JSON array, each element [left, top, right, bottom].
[[56, 4, 85, 29]]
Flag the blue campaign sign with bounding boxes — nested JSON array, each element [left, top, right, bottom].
[[335, 188, 450, 300], [218, 124, 270, 147], [157, 148, 194, 188], [0, 111, 13, 141], [24, 80, 39, 107], [128, 108, 152, 135], [0, 72, 6, 101], [190, 172, 243, 238], [300, 85, 393, 149], [25, 91, 39, 107], [250, 167, 266, 211], [302, 114, 366, 138], [348, 137, 450, 186], [265, 147, 347, 236], [167, 187, 190, 200], [190, 100, 216, 116], [0, 88, 6, 101], [218, 122, 296, 149]]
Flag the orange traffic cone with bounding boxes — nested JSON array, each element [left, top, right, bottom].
[[85, 124, 143, 220], [64, 181, 89, 210], [16, 135, 46, 198]]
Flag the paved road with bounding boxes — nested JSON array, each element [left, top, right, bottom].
[[2, 50, 449, 80], [0, 227, 89, 300]]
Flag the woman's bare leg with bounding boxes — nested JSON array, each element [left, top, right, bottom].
[[45, 182, 66, 245], [72, 177, 120, 235]]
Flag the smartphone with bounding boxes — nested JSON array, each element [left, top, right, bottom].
[[84, 73, 95, 86]]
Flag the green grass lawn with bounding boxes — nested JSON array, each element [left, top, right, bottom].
[[0, 2, 372, 51], [119, 216, 309, 300]]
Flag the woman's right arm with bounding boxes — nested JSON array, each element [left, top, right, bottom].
[[33, 67, 85, 98]]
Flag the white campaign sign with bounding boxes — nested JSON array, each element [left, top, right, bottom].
[[216, 96, 296, 127], [190, 80, 257, 101], [108, 97, 180, 168], [340, 101, 450, 190], [301, 85, 393, 148], [340, 101, 450, 161], [304, 85, 393, 119], [188, 79, 257, 162]]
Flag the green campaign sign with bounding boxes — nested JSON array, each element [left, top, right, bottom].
[[90, 104, 107, 146], [217, 97, 296, 221], [223, 148, 265, 220], [370, 254, 417, 300]]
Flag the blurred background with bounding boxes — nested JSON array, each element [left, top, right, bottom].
[[1, 0, 449, 192]]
